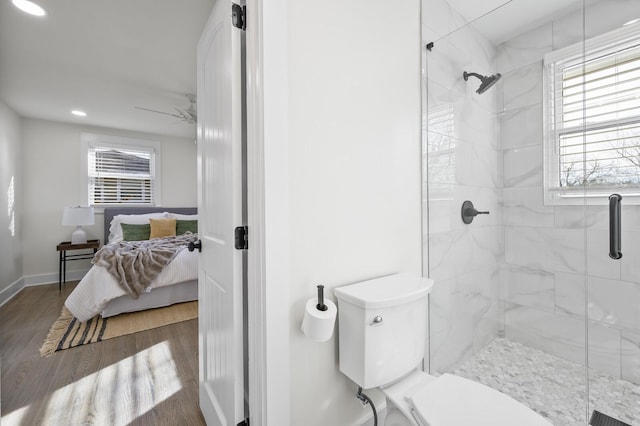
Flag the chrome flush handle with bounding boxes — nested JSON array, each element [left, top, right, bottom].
[[370, 316, 383, 326]]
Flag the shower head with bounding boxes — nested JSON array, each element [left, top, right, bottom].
[[463, 71, 502, 94]]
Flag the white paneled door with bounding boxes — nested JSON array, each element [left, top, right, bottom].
[[196, 0, 245, 424]]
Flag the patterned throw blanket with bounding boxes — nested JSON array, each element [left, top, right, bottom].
[[92, 234, 198, 299]]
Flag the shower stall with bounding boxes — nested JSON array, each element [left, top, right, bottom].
[[422, 0, 640, 424]]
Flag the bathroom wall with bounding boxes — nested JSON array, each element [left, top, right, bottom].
[[497, 0, 640, 384], [423, 0, 501, 373], [283, 0, 423, 424]]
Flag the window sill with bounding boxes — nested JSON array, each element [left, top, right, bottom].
[[544, 192, 640, 206]]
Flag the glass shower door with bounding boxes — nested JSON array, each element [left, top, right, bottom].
[[422, 0, 593, 424], [583, 2, 640, 424]]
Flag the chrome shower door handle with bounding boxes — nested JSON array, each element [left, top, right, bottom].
[[609, 194, 622, 260]]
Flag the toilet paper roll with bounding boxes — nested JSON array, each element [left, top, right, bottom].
[[301, 298, 337, 342]]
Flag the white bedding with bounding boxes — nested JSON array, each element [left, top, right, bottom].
[[65, 247, 198, 322]]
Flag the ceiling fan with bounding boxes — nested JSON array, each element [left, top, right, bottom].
[[135, 94, 197, 124]]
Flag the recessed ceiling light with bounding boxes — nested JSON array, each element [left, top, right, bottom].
[[12, 0, 47, 17], [71, 110, 87, 117], [624, 18, 640, 26]]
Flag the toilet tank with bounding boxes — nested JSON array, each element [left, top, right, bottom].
[[334, 273, 434, 389]]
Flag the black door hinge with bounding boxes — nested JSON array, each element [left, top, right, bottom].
[[237, 418, 250, 426], [234, 226, 248, 250], [232, 4, 246, 31]]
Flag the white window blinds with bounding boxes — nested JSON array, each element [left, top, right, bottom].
[[87, 143, 157, 206], [544, 24, 640, 200]]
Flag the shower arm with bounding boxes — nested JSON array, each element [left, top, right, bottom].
[[463, 72, 484, 81]]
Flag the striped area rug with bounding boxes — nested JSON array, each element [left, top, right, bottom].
[[39, 301, 197, 357]]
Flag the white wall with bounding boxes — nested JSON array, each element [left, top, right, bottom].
[[264, 0, 423, 424], [261, 0, 292, 423], [21, 118, 197, 283], [0, 100, 23, 305]]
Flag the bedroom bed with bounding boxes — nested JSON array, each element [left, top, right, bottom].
[[64, 206, 198, 322]]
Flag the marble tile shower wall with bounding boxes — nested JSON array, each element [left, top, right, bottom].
[[496, 7, 640, 385], [423, 0, 501, 374]]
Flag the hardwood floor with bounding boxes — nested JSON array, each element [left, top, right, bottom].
[[0, 282, 206, 426]]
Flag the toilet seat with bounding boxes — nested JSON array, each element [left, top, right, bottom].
[[381, 371, 552, 426], [407, 373, 552, 426]]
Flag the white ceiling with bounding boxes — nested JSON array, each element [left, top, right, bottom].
[[439, 0, 587, 45], [0, 0, 624, 140], [462, 0, 584, 45], [0, 0, 214, 139]]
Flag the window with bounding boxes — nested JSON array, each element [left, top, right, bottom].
[[543, 24, 640, 204], [82, 134, 161, 207]]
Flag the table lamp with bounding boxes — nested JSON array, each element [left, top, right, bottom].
[[62, 206, 95, 244]]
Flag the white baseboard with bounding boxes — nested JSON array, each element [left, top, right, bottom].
[[24, 268, 91, 287], [0, 277, 25, 308], [0, 268, 91, 308]]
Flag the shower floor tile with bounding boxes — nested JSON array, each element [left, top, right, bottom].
[[450, 338, 640, 426]]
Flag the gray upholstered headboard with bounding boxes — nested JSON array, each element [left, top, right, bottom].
[[103, 207, 197, 242]]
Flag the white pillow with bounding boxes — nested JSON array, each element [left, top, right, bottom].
[[108, 212, 169, 243], [168, 213, 198, 220]]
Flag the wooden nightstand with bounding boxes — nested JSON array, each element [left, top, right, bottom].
[[56, 239, 100, 290]]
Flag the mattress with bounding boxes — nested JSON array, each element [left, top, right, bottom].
[[101, 279, 198, 318], [65, 247, 198, 322]]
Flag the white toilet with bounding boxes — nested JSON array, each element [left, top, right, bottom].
[[334, 273, 552, 426]]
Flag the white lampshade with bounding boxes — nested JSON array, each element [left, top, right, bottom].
[[62, 207, 95, 244], [62, 206, 95, 226]]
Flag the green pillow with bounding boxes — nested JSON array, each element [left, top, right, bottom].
[[176, 220, 198, 235], [121, 223, 151, 241]]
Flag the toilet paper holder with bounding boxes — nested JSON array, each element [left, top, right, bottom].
[[316, 285, 328, 311], [301, 284, 338, 342]]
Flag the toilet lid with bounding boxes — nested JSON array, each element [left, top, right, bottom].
[[408, 374, 552, 426]]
